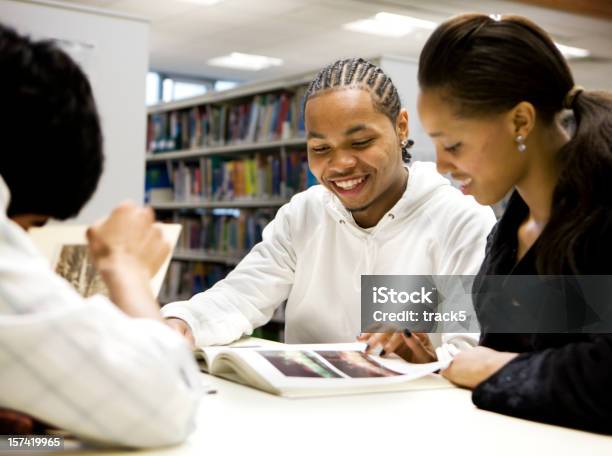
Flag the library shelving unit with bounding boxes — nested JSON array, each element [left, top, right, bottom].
[[146, 71, 318, 341]]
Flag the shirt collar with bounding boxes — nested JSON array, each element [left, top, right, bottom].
[[497, 191, 529, 242], [324, 164, 411, 225], [486, 190, 537, 275]]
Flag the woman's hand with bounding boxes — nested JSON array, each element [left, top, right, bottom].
[[441, 346, 518, 389], [357, 330, 437, 363]]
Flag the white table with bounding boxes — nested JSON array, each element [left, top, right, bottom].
[[61, 372, 612, 456]]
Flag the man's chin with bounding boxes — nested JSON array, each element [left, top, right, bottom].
[[328, 187, 373, 213], [344, 200, 373, 213]]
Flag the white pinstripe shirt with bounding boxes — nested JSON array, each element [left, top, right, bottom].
[[0, 175, 202, 448]]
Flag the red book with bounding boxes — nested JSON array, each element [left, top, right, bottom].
[[276, 93, 290, 138]]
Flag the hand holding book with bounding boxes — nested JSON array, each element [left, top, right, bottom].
[[85, 202, 170, 320], [87, 202, 169, 278]]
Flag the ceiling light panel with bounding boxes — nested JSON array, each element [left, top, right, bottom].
[[207, 52, 283, 71], [343, 12, 437, 38]]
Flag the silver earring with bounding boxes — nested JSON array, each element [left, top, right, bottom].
[[515, 135, 527, 153]]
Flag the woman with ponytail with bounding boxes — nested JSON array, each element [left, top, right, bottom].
[[416, 13, 612, 433]]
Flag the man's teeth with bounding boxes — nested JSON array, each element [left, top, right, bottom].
[[458, 177, 472, 186], [334, 177, 365, 190]]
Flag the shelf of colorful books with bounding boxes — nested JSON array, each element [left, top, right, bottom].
[[146, 82, 308, 155], [161, 207, 274, 280], [146, 148, 315, 208], [160, 260, 232, 304]]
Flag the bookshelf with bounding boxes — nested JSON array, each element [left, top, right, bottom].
[[146, 71, 318, 342]]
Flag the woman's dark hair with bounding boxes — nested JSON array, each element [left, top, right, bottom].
[[304, 58, 412, 162], [418, 14, 612, 274], [0, 23, 103, 220]]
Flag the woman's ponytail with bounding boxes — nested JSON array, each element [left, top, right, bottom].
[[540, 90, 612, 273]]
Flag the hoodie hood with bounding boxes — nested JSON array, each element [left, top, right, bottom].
[[321, 161, 453, 290], [323, 161, 450, 236]]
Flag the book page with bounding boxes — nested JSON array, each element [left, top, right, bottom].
[[196, 337, 282, 372], [28, 223, 181, 297]]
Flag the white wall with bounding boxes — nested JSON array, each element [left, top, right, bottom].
[[569, 60, 612, 91], [379, 56, 436, 164], [0, 0, 149, 224]]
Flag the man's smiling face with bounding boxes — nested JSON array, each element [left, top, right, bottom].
[[305, 88, 407, 222]]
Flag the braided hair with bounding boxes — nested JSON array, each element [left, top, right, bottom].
[[303, 58, 412, 162]]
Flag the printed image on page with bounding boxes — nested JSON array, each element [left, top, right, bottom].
[[55, 245, 109, 297], [258, 351, 342, 378], [315, 351, 401, 378]]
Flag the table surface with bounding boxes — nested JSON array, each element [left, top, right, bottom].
[[50, 341, 612, 456]]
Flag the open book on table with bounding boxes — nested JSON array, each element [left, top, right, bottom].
[[196, 340, 452, 397], [28, 223, 181, 297]]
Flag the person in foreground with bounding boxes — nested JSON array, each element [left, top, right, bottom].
[[0, 24, 201, 446], [416, 13, 612, 433], [164, 58, 496, 355]]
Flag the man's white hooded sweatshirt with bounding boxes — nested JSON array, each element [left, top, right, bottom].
[[162, 162, 497, 346]]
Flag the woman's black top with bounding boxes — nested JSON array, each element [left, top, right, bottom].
[[471, 191, 612, 434]]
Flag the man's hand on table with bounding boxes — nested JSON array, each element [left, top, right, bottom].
[[166, 318, 195, 348]]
